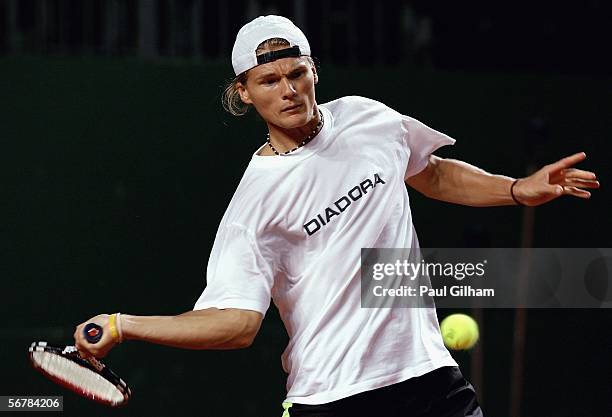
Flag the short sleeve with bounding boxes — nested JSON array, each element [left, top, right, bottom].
[[193, 224, 274, 315], [401, 116, 456, 179]]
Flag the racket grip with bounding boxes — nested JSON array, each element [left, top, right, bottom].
[[84, 323, 103, 344]]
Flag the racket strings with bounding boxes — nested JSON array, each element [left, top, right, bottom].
[[31, 351, 124, 404]]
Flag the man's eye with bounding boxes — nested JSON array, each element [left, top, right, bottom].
[[290, 71, 305, 79], [262, 79, 276, 85]]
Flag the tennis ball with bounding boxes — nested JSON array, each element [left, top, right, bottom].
[[440, 313, 479, 350]]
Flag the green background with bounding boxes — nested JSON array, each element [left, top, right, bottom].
[[1, 57, 611, 416]]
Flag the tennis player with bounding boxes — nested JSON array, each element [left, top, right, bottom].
[[75, 16, 599, 417]]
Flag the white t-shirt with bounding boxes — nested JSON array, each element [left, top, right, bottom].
[[194, 96, 458, 404]]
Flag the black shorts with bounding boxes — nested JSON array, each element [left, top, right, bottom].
[[282, 366, 483, 417]]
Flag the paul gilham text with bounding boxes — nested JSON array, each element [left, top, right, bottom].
[[372, 285, 495, 297], [421, 285, 494, 297]]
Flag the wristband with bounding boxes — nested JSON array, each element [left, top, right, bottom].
[[510, 179, 523, 206], [109, 313, 122, 343]]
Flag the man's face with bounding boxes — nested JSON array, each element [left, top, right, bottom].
[[237, 55, 318, 130]]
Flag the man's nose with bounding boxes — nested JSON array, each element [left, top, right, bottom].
[[280, 77, 297, 99]]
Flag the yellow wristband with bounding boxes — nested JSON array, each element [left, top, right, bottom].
[[109, 313, 121, 343]]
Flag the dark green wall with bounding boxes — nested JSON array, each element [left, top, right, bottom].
[[2, 57, 610, 416]]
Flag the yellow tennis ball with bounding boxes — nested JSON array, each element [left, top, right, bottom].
[[440, 313, 479, 350]]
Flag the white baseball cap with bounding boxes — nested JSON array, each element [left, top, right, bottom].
[[231, 15, 311, 76]]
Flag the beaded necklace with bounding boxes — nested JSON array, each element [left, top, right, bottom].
[[266, 109, 324, 156]]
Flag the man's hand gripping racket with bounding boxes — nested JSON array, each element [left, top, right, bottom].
[[28, 315, 131, 407]]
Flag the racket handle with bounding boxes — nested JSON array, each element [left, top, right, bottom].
[[84, 323, 103, 344]]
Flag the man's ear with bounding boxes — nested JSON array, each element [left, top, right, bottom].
[[237, 82, 253, 104], [312, 66, 319, 85]]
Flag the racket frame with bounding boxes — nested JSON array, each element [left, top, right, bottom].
[[28, 341, 131, 407]]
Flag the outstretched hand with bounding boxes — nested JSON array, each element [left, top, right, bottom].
[[513, 152, 599, 207]]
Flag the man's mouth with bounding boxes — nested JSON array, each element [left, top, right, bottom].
[[282, 103, 302, 112]]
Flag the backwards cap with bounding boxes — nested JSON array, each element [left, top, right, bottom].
[[231, 15, 311, 76]]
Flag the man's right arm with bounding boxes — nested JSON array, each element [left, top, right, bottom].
[[74, 308, 263, 358]]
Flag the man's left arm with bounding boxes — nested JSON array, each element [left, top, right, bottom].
[[406, 152, 599, 207]]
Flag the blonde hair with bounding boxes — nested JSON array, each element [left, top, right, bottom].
[[222, 38, 315, 116]]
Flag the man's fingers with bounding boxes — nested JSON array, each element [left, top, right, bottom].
[[74, 324, 96, 357], [563, 186, 591, 198], [547, 152, 587, 172], [74, 327, 83, 347], [75, 339, 101, 358], [561, 168, 597, 180], [563, 179, 600, 189]]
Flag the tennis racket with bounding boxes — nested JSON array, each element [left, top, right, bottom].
[[28, 323, 131, 407]]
